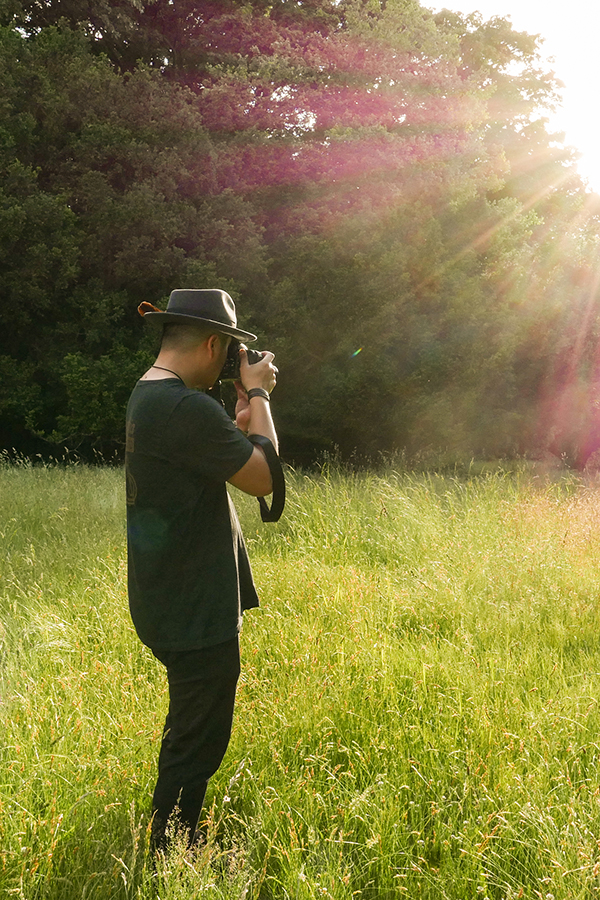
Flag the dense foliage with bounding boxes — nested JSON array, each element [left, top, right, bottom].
[[1, 0, 599, 463]]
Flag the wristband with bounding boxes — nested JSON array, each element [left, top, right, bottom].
[[247, 387, 270, 402]]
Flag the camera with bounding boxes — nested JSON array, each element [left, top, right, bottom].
[[219, 340, 264, 381]]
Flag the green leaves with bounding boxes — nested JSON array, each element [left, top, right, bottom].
[[0, 22, 264, 454], [51, 346, 153, 450], [0, 0, 597, 463]]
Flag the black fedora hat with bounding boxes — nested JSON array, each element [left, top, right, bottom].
[[139, 289, 257, 342]]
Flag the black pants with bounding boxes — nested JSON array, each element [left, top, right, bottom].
[[150, 635, 241, 851]]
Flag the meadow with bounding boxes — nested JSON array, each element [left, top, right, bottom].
[[2, 459, 600, 899]]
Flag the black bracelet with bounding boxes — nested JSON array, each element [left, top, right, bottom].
[[247, 387, 270, 402]]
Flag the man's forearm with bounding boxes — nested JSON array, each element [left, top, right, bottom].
[[247, 397, 279, 454]]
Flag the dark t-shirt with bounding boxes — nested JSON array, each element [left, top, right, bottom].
[[125, 378, 258, 651]]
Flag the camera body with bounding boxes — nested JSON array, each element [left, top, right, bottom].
[[219, 340, 263, 381]]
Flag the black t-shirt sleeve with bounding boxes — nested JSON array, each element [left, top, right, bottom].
[[168, 392, 253, 482]]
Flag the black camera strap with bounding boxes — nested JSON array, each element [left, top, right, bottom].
[[247, 434, 285, 522]]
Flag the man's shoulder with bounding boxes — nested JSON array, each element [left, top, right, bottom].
[[127, 380, 220, 418], [176, 389, 235, 428], [127, 381, 246, 454]]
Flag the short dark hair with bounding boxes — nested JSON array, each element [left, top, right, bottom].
[[160, 322, 229, 352]]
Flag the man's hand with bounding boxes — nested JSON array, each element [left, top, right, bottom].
[[234, 382, 251, 433], [229, 346, 279, 495], [239, 348, 277, 393], [234, 346, 278, 433]]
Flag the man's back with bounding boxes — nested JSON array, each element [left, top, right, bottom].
[[126, 377, 258, 652]]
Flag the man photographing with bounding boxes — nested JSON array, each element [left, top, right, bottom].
[[125, 289, 278, 852]]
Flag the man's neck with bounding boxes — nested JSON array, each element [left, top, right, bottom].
[[152, 353, 209, 390]]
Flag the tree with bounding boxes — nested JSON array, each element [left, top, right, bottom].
[[0, 20, 266, 453], [1, 0, 598, 463]]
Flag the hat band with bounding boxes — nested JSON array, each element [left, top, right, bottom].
[[167, 307, 236, 327]]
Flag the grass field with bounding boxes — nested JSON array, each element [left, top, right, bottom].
[[2, 459, 600, 899]]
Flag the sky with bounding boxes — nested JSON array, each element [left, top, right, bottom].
[[426, 0, 600, 193]]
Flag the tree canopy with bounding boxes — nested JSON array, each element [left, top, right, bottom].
[[1, 0, 599, 465]]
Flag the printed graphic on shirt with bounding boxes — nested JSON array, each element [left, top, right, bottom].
[[125, 420, 137, 506], [126, 467, 137, 506], [126, 420, 135, 453]]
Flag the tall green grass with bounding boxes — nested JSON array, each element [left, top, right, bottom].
[[2, 460, 600, 898]]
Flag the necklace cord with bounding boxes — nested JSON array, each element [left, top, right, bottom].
[[151, 365, 184, 382]]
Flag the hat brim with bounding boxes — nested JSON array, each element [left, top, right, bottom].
[[143, 311, 257, 342]]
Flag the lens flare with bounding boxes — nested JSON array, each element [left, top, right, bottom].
[[351, 348, 363, 357]]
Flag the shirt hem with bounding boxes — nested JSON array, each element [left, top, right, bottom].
[[138, 623, 242, 653]]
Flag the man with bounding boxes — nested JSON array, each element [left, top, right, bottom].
[[125, 288, 278, 852]]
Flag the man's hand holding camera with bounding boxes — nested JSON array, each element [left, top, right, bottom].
[[234, 346, 278, 444]]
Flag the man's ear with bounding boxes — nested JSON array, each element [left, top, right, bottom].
[[206, 333, 221, 357]]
